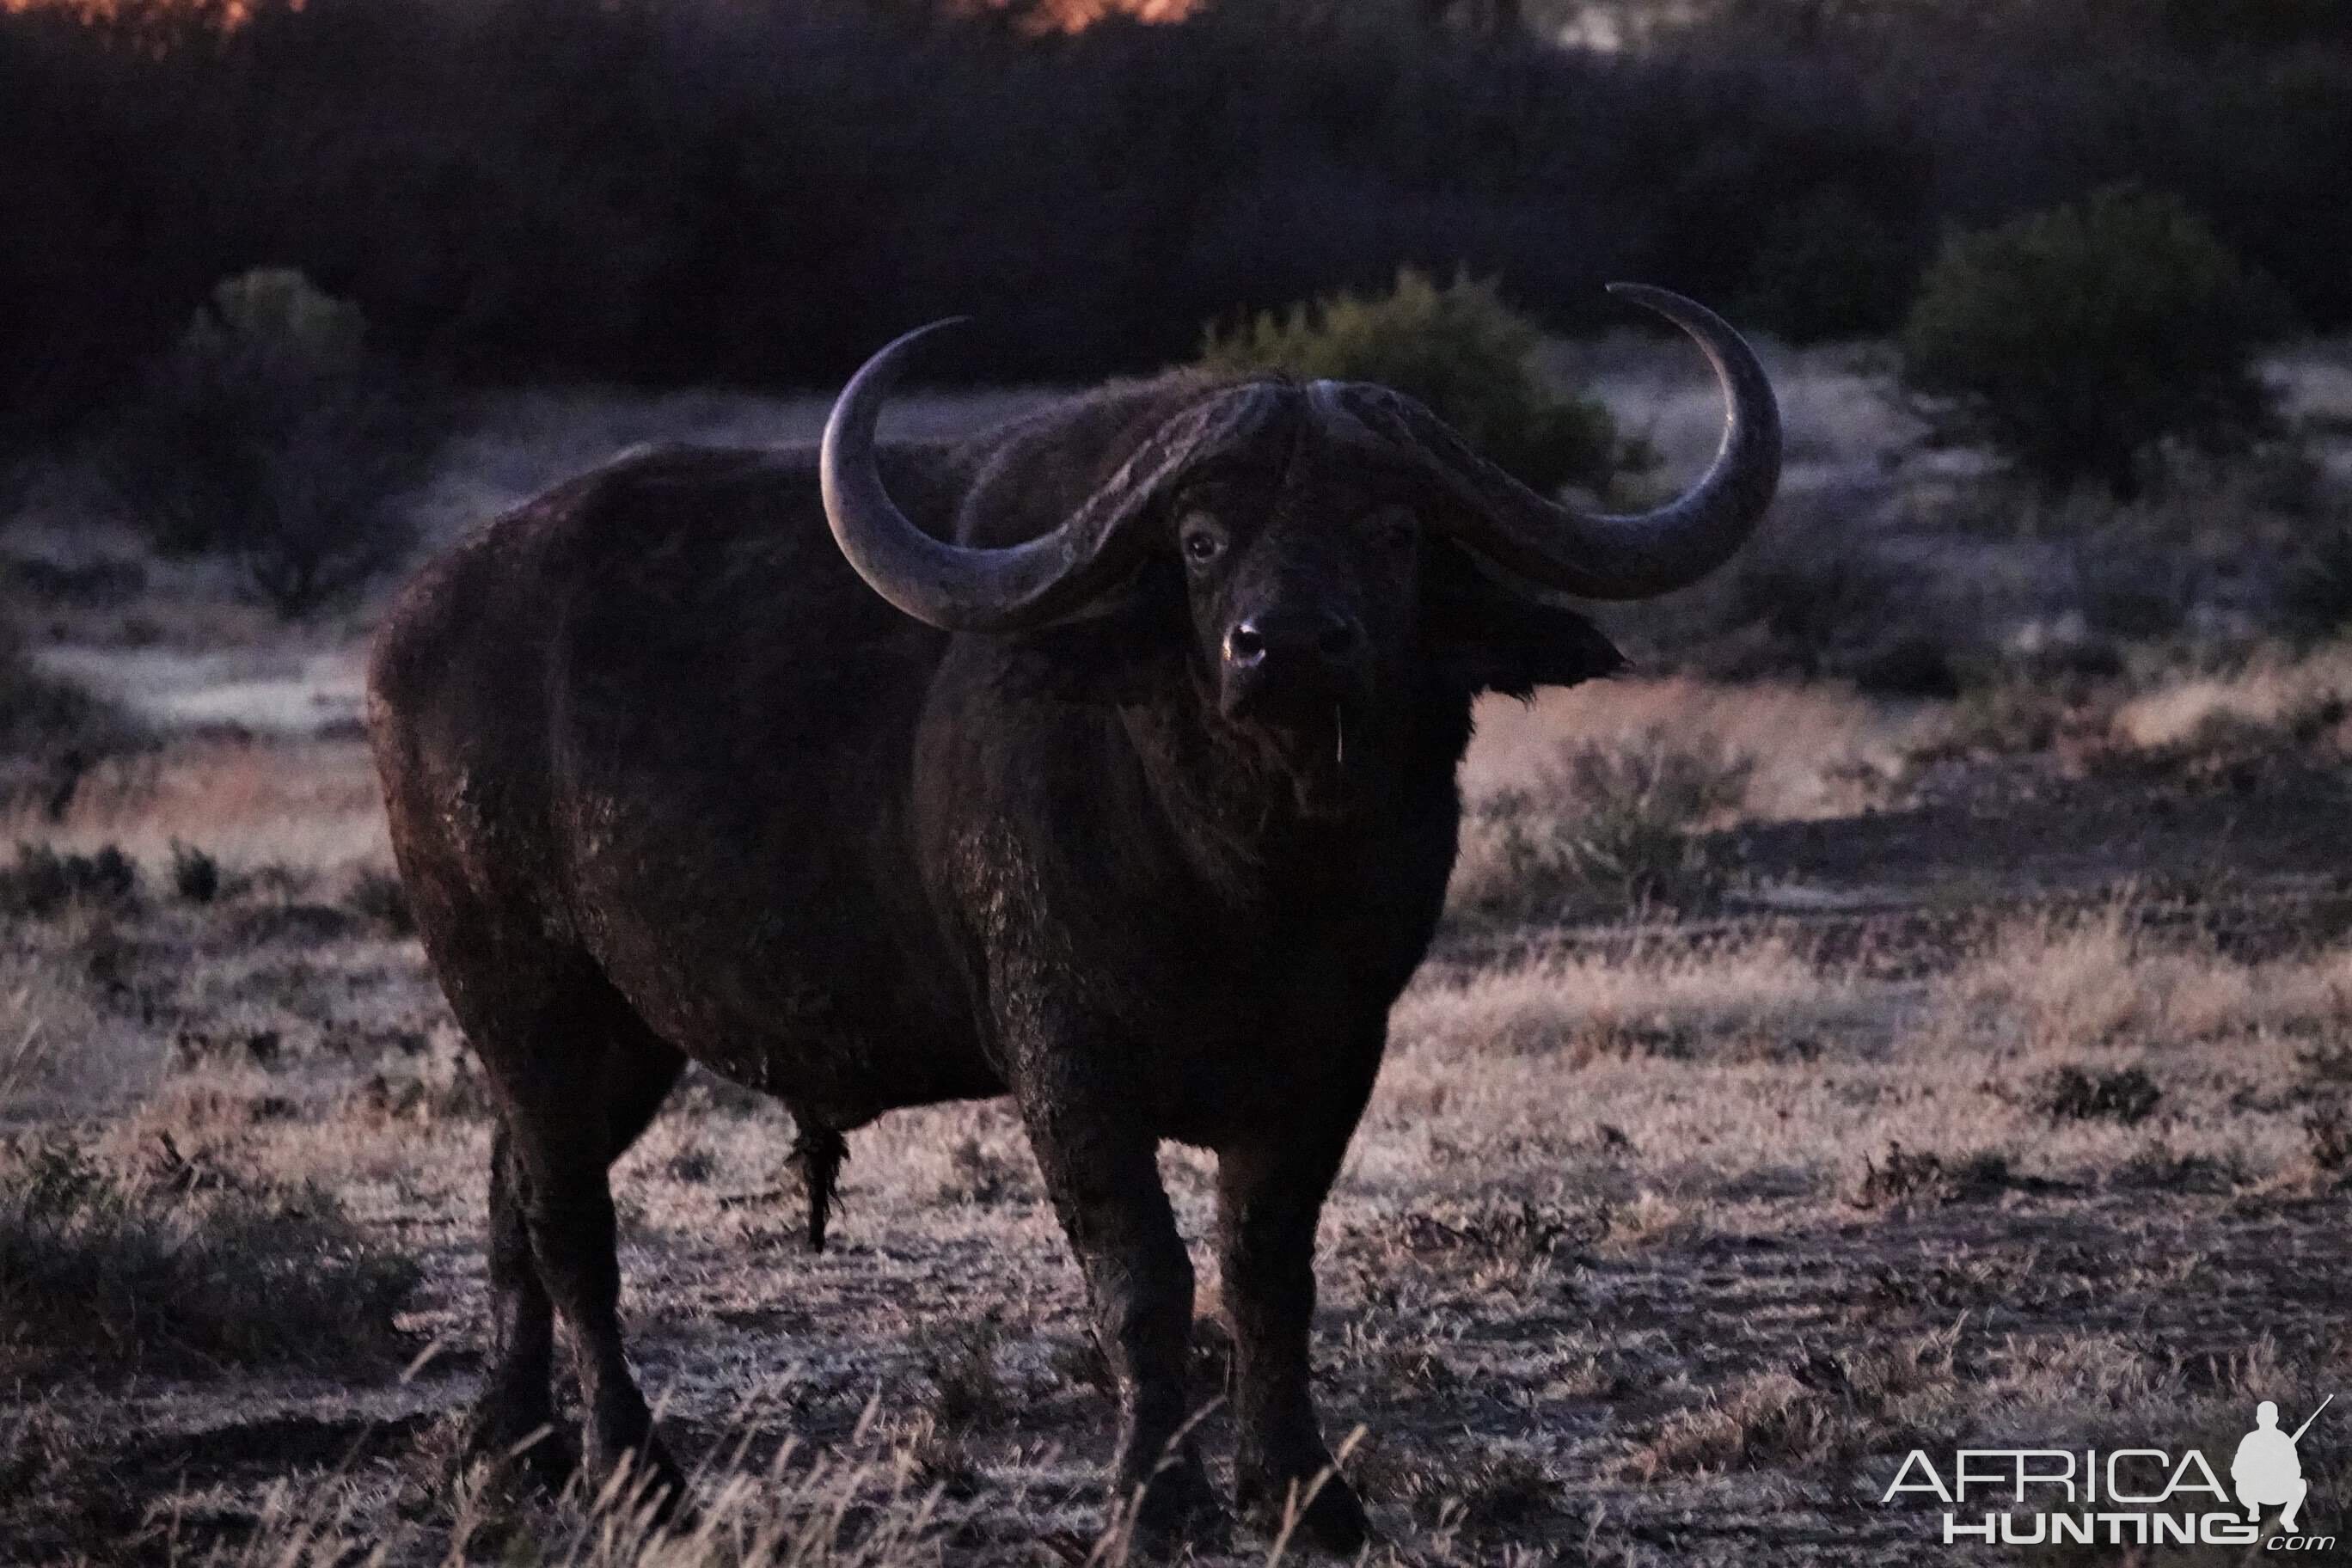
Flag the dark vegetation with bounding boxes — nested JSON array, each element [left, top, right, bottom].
[[1455, 731, 1749, 922], [2038, 1064, 2162, 1126], [0, 621, 142, 817], [0, 842, 138, 919], [1901, 187, 2289, 496], [3, 0, 2349, 453], [88, 270, 438, 620], [2282, 505, 2352, 644], [1202, 269, 1636, 496], [0, 1138, 420, 1381], [170, 840, 222, 905]]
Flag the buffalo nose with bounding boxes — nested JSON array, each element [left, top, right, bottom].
[[1225, 612, 1363, 671]]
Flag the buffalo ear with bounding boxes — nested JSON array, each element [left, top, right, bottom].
[[1423, 542, 1626, 699]]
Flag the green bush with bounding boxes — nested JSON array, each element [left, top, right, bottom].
[[95, 268, 437, 621], [183, 266, 368, 372], [1201, 269, 1629, 496], [1899, 187, 2289, 497]]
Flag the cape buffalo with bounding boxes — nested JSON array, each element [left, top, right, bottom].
[[365, 285, 1779, 1550]]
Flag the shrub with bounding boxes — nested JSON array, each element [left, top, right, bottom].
[[1650, 492, 1962, 695], [0, 622, 142, 818], [1451, 730, 1749, 923], [0, 843, 138, 920], [2039, 1065, 2162, 1126], [94, 268, 437, 621], [1200, 269, 1628, 496], [1853, 1142, 2015, 1209], [2280, 504, 2352, 642], [916, 1317, 1009, 1430], [344, 867, 413, 935], [1, 556, 146, 607], [169, 840, 222, 905], [5, 0, 2352, 440], [2308, 1100, 2352, 1176], [0, 1139, 420, 1379], [1900, 187, 2290, 497]]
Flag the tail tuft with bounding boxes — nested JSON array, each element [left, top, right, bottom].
[[790, 1118, 848, 1253]]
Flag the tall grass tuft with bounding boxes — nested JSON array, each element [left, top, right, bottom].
[[0, 1138, 420, 1380]]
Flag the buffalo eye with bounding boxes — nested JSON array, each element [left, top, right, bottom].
[[1179, 514, 1228, 568]]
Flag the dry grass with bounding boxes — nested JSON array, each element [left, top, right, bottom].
[[1940, 908, 2352, 1057], [3, 776, 2346, 1561], [1393, 939, 1846, 1065], [1376, 907, 2352, 1222], [189, 1437, 972, 1568], [1, 626, 2347, 1561], [1449, 737, 1743, 922], [1448, 679, 1934, 924], [1462, 677, 1918, 824], [0, 1136, 420, 1381], [0, 735, 389, 875], [5, 351, 2352, 1562], [2107, 640, 2352, 752]]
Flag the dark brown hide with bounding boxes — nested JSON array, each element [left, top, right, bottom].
[[368, 348, 1770, 1547]]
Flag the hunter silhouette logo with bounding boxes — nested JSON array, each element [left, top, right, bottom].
[[2235, 1397, 2330, 1534], [1883, 1395, 2337, 1549]]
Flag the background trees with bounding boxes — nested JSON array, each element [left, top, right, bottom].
[[2, 0, 2343, 456]]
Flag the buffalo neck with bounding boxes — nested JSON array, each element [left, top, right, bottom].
[[1111, 679, 1473, 922]]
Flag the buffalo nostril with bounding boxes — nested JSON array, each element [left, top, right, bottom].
[[1316, 621, 1361, 660], [1226, 625, 1267, 667]]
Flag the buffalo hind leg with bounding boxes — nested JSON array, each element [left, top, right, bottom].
[[1216, 1122, 1371, 1553], [1014, 1075, 1225, 1547], [467, 972, 685, 1508], [525, 1014, 685, 1503], [466, 1119, 573, 1489]]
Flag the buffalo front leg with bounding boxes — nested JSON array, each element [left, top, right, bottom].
[[1216, 1124, 1370, 1553], [1014, 1077, 1224, 1546]]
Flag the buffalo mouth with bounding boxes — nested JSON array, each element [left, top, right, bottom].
[[1226, 689, 1376, 816]]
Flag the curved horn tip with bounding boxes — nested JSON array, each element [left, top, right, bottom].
[[823, 317, 973, 458], [1603, 281, 1724, 326], [897, 314, 976, 340], [842, 316, 971, 388]]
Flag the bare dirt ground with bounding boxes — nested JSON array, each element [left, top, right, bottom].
[[5, 356, 2351, 1566]]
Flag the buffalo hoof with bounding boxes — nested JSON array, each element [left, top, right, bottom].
[[1121, 1455, 1234, 1559], [1240, 1467, 1371, 1556], [586, 1431, 688, 1523], [460, 1408, 579, 1500]]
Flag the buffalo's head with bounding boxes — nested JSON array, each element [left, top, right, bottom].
[[818, 286, 1779, 773]]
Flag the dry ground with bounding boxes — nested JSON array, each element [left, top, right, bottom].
[[5, 677, 2348, 1566], [4, 352, 2351, 1566]]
